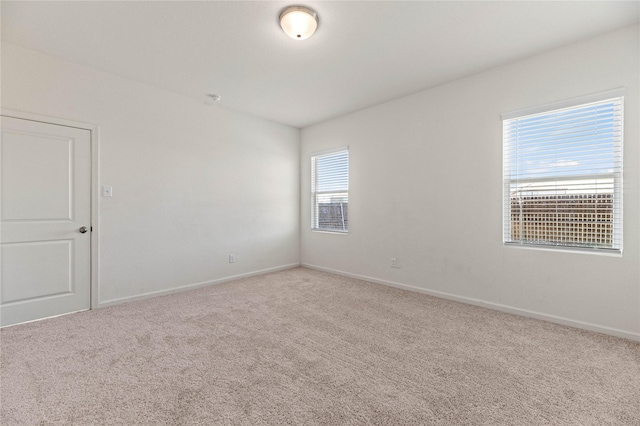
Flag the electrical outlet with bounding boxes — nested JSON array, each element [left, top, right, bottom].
[[391, 257, 400, 269], [229, 254, 235, 264]]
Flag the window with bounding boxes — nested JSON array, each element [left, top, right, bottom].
[[311, 147, 349, 232], [503, 91, 623, 252]]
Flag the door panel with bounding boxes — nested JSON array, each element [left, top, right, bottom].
[[1, 240, 74, 304], [2, 134, 72, 220], [1, 116, 91, 326]]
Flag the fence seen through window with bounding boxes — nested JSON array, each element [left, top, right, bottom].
[[510, 193, 614, 248]]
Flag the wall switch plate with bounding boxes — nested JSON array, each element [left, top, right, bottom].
[[229, 254, 235, 264], [391, 257, 400, 268], [102, 185, 113, 197]]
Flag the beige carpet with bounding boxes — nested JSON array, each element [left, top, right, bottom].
[[1, 267, 639, 425]]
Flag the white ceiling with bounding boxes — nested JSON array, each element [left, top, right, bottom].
[[2, 1, 638, 128]]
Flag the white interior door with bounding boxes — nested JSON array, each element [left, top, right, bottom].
[[1, 116, 91, 326]]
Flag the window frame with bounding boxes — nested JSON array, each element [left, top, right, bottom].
[[311, 146, 349, 234], [502, 89, 624, 254]]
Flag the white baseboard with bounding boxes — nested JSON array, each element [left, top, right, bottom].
[[301, 263, 640, 343], [98, 263, 301, 308]]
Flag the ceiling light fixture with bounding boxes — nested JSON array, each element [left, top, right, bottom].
[[279, 6, 318, 40]]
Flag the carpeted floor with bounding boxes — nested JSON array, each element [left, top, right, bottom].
[[1, 267, 639, 425]]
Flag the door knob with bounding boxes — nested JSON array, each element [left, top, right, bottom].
[[79, 226, 88, 234]]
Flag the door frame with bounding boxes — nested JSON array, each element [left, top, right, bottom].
[[1, 109, 100, 311]]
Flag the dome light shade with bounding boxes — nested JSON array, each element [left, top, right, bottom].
[[279, 6, 318, 40]]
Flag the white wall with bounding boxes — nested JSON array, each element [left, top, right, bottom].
[[2, 42, 300, 305], [301, 25, 640, 340]]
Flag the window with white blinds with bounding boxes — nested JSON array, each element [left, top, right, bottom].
[[503, 92, 623, 252], [311, 147, 349, 233]]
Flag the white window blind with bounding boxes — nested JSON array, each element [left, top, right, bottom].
[[311, 148, 349, 232], [503, 94, 623, 252]]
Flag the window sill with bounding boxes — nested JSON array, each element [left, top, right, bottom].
[[504, 242, 622, 257], [311, 229, 348, 235]]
